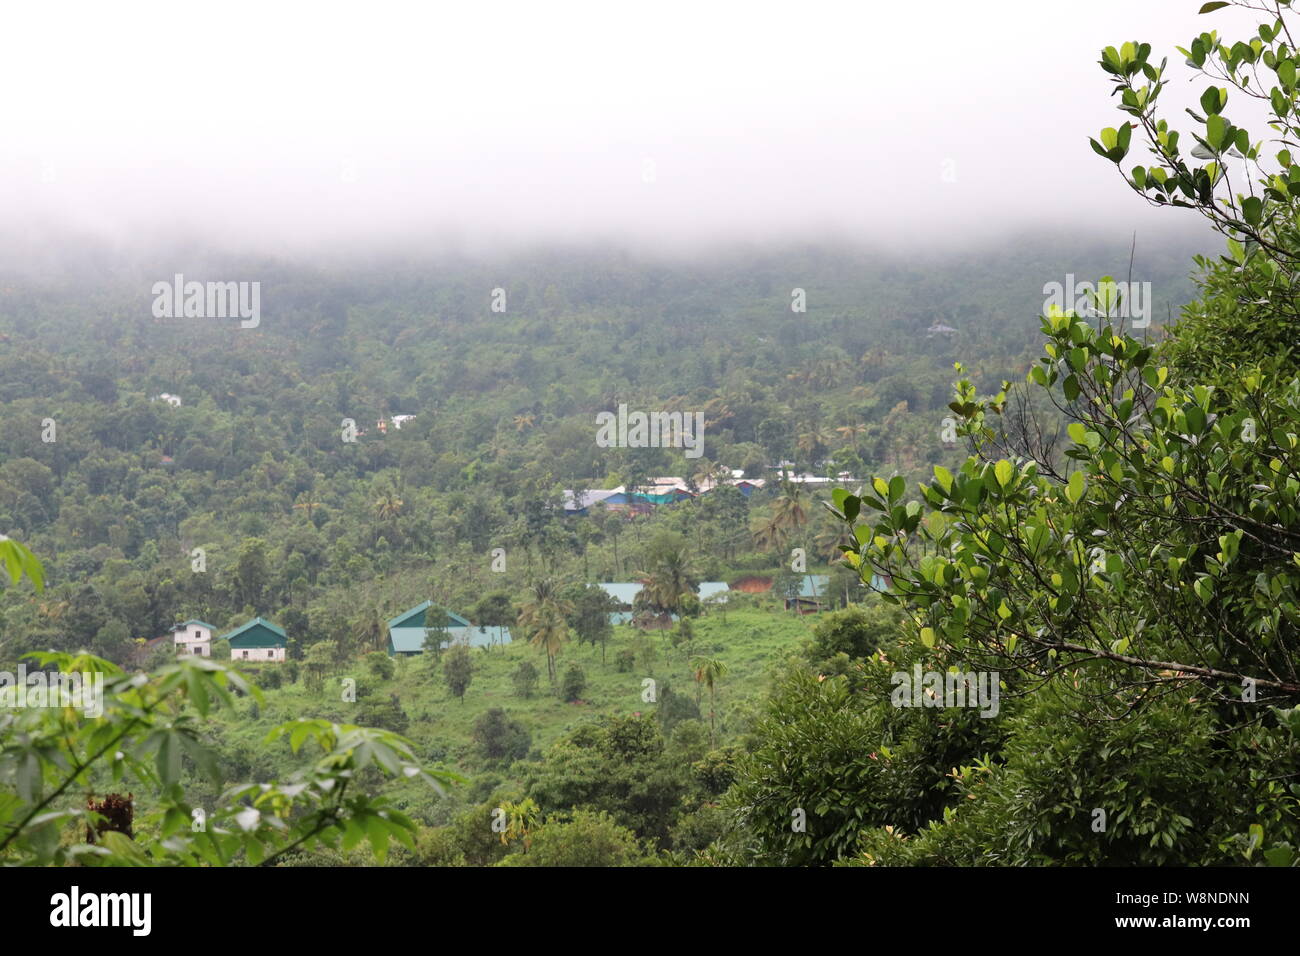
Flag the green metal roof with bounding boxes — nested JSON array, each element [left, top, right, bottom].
[[222, 617, 287, 648], [175, 619, 216, 631], [387, 601, 471, 630]]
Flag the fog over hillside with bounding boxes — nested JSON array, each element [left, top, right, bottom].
[[0, 0, 1258, 257]]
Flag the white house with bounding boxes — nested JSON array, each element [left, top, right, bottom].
[[152, 393, 183, 406], [172, 619, 215, 656]]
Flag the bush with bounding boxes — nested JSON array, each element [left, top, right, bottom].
[[615, 648, 636, 673], [471, 707, 532, 766], [497, 811, 646, 867], [559, 663, 586, 702], [365, 651, 395, 680], [512, 660, 539, 698]]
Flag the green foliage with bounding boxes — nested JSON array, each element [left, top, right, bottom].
[[525, 715, 689, 846], [471, 707, 532, 766], [365, 651, 396, 681], [496, 810, 647, 866], [558, 663, 587, 702], [443, 645, 474, 702], [0, 651, 457, 866], [511, 659, 539, 699]]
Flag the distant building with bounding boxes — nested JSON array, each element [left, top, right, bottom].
[[598, 581, 731, 624], [562, 487, 624, 515], [152, 393, 182, 406], [172, 619, 215, 657], [697, 581, 730, 605], [926, 322, 958, 337], [784, 574, 831, 614], [391, 414, 417, 429], [223, 617, 288, 662], [386, 600, 512, 655], [597, 582, 644, 625]]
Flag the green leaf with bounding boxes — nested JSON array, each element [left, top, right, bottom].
[[1243, 195, 1263, 226], [1066, 470, 1087, 505], [994, 460, 1014, 489]]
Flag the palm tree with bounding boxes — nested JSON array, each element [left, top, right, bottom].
[[835, 423, 868, 449], [795, 428, 827, 462], [293, 489, 323, 520], [691, 656, 729, 746], [636, 534, 695, 616], [519, 578, 573, 684], [751, 513, 786, 554], [355, 604, 387, 653], [513, 414, 535, 432], [771, 482, 808, 536], [373, 488, 404, 523], [501, 797, 541, 850]]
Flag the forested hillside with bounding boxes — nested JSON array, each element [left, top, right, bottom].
[[0, 235, 1202, 664]]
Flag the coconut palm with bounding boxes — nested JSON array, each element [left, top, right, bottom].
[[373, 488, 404, 523], [636, 533, 695, 616], [771, 482, 808, 536], [691, 656, 730, 746], [519, 578, 573, 684]]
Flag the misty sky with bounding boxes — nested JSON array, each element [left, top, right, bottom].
[[1, 0, 1260, 255]]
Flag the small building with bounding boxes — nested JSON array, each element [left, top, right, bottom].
[[152, 393, 182, 407], [697, 581, 730, 605], [172, 619, 215, 657], [386, 600, 512, 654], [562, 487, 623, 515], [443, 624, 512, 649], [597, 582, 644, 625], [223, 617, 288, 662], [784, 574, 831, 614]]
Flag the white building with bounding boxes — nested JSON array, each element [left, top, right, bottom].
[[172, 619, 214, 656]]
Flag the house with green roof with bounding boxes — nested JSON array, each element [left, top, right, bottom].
[[386, 601, 513, 655], [172, 619, 217, 657], [222, 617, 288, 662]]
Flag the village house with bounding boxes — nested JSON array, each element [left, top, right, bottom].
[[172, 619, 215, 656], [222, 617, 288, 662], [386, 600, 513, 656]]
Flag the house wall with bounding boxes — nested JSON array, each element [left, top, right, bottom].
[[231, 646, 286, 662], [174, 624, 213, 656]]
